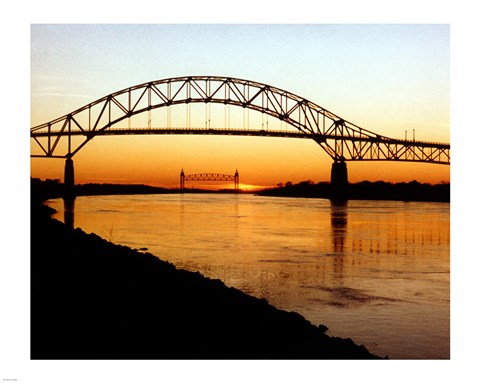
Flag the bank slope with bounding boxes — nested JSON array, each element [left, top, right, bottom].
[[31, 202, 379, 359]]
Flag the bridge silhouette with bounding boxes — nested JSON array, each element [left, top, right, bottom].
[[30, 76, 450, 197], [180, 169, 239, 191]]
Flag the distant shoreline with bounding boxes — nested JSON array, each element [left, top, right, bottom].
[[31, 178, 450, 203], [258, 180, 450, 203]]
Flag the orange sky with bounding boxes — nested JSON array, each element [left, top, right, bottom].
[[30, 132, 450, 189]]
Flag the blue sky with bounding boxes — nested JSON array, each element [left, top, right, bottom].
[[31, 24, 449, 142]]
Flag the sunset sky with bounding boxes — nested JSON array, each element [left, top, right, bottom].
[[30, 24, 450, 189]]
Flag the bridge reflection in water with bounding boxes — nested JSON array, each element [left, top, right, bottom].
[[331, 200, 348, 254], [63, 198, 75, 229]]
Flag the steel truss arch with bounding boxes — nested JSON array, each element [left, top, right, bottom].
[[31, 76, 450, 165]]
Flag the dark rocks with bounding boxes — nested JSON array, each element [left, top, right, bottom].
[[31, 200, 380, 360]]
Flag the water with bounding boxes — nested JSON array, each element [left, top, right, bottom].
[[48, 194, 450, 359]]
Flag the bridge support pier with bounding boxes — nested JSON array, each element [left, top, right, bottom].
[[234, 169, 239, 191], [64, 157, 75, 201], [330, 160, 348, 200], [180, 169, 185, 191]]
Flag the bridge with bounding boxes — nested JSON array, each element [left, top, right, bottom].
[[30, 76, 450, 197], [180, 169, 239, 191]]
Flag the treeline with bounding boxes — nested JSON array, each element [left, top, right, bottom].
[[31, 178, 172, 199], [258, 180, 450, 202], [31, 178, 63, 202], [75, 183, 170, 196], [31, 178, 450, 202]]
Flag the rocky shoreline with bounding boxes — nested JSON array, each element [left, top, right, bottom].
[[31, 199, 381, 359]]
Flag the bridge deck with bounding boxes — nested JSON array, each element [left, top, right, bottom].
[[31, 127, 450, 149]]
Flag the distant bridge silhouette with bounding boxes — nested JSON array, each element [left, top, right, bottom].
[[30, 76, 450, 197], [180, 169, 239, 191]]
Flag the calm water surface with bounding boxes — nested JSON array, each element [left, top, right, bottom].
[[48, 194, 450, 359]]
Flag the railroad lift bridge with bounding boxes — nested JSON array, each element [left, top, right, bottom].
[[180, 169, 239, 191], [30, 76, 450, 198]]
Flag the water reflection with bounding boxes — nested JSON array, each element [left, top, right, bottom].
[[330, 200, 348, 254], [63, 197, 75, 229], [46, 195, 450, 359]]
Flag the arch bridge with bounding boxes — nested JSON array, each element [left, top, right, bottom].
[[30, 76, 450, 197]]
